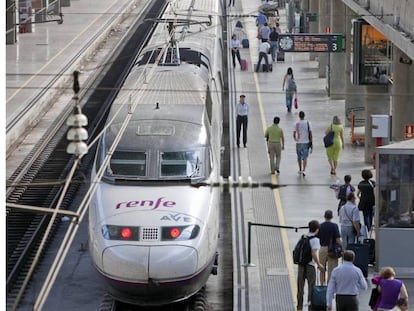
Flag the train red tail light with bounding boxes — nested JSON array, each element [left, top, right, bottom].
[[120, 227, 133, 239], [102, 225, 139, 240], [169, 227, 181, 238], [161, 225, 200, 241]]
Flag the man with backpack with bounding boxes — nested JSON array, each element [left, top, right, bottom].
[[294, 220, 324, 311]]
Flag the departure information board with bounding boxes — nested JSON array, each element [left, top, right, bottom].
[[278, 34, 344, 52]]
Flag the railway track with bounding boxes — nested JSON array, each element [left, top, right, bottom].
[[6, 1, 167, 309]]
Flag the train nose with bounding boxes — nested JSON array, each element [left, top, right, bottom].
[[102, 245, 198, 281]]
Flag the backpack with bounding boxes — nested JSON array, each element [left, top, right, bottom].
[[337, 184, 355, 210], [287, 76, 297, 92], [270, 30, 279, 41], [293, 234, 315, 265]]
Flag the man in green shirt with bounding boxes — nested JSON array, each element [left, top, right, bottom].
[[265, 116, 285, 174]]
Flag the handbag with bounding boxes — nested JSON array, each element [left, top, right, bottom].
[[353, 222, 362, 235], [328, 241, 342, 259], [368, 287, 380, 309], [307, 121, 312, 150], [294, 97, 298, 109], [323, 125, 334, 148]]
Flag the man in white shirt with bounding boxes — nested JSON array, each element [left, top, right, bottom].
[[293, 111, 312, 176], [255, 40, 271, 72], [296, 220, 324, 311]]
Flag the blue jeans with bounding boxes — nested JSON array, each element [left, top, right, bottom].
[[362, 207, 374, 231], [269, 41, 278, 61], [341, 225, 356, 250], [255, 52, 269, 72], [286, 90, 294, 111]]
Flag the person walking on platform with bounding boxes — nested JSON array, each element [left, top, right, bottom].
[[296, 220, 324, 311], [356, 169, 376, 232], [255, 40, 270, 72], [326, 250, 368, 311], [255, 12, 268, 34], [293, 111, 312, 177], [325, 115, 345, 175], [336, 174, 355, 215], [317, 210, 342, 285], [236, 94, 249, 148], [375, 266, 409, 311], [338, 192, 361, 250], [230, 34, 242, 69], [259, 22, 270, 42], [265, 116, 284, 174], [282, 67, 297, 112], [269, 27, 279, 62]]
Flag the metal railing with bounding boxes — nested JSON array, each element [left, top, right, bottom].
[[244, 221, 308, 266]]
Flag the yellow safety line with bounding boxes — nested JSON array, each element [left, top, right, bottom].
[[7, 3, 122, 103], [253, 71, 297, 308]]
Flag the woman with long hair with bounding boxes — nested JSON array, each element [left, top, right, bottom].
[[282, 67, 297, 112]]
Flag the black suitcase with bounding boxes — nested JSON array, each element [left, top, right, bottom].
[[262, 63, 272, 72], [347, 243, 369, 277], [277, 51, 285, 62], [364, 238, 375, 265]]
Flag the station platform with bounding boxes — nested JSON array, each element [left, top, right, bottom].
[[228, 0, 414, 310], [5, 0, 413, 310]]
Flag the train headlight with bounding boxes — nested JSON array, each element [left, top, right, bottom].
[[161, 225, 200, 241], [102, 225, 139, 241]]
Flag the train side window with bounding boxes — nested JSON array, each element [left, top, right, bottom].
[[109, 151, 147, 177]]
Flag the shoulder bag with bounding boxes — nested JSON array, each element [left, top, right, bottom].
[[323, 124, 334, 148], [328, 237, 342, 259], [307, 121, 312, 150], [344, 206, 361, 235]]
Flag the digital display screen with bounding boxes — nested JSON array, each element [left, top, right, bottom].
[[278, 34, 343, 53]]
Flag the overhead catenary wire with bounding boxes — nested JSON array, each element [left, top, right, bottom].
[[33, 19, 192, 310]]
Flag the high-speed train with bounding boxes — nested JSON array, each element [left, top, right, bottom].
[[88, 0, 223, 306]]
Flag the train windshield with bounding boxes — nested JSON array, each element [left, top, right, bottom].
[[108, 151, 147, 177], [160, 150, 203, 178]]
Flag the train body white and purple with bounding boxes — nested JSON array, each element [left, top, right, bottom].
[[88, 0, 223, 306]]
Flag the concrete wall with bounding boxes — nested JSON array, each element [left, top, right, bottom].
[[367, 0, 414, 38]]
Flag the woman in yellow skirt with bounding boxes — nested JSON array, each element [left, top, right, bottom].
[[325, 116, 344, 175]]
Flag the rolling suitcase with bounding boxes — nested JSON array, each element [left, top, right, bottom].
[[311, 284, 327, 310], [262, 63, 272, 72], [364, 238, 375, 265], [347, 243, 369, 277], [241, 59, 248, 71], [277, 51, 285, 62]]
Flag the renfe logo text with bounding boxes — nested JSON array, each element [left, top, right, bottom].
[[115, 197, 176, 210]]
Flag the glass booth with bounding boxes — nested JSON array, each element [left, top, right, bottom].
[[376, 139, 414, 277]]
